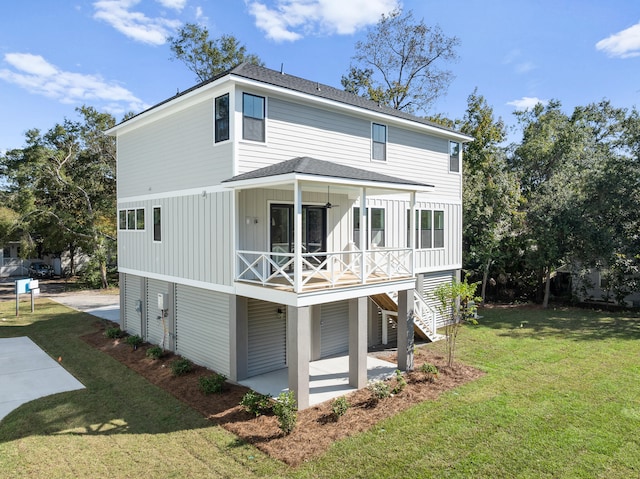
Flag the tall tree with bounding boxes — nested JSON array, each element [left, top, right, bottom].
[[341, 8, 459, 114], [459, 90, 522, 302], [168, 23, 263, 82], [1, 106, 117, 287]]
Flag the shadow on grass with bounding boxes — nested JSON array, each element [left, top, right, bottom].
[[477, 305, 640, 341], [0, 307, 213, 443]]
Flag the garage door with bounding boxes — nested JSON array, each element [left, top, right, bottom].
[[247, 299, 286, 377], [320, 300, 349, 358], [175, 284, 229, 375]]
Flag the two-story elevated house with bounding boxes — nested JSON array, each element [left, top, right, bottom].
[[108, 63, 472, 409]]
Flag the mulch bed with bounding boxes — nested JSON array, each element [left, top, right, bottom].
[[82, 321, 484, 467]]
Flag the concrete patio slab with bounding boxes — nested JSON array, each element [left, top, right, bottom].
[[239, 354, 397, 407], [0, 337, 85, 421]]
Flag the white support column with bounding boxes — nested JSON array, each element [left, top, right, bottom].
[[287, 305, 310, 409], [397, 289, 414, 371], [294, 180, 303, 293], [381, 311, 388, 345], [409, 191, 416, 274], [348, 296, 368, 389], [359, 187, 367, 284]]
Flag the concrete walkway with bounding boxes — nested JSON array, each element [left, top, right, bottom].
[[0, 337, 85, 420], [48, 291, 120, 324], [239, 354, 398, 407]]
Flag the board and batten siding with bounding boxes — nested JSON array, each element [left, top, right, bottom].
[[236, 95, 461, 201], [123, 273, 143, 336], [320, 301, 349, 358], [175, 284, 230, 376], [247, 299, 287, 377], [117, 98, 234, 198], [118, 191, 234, 287]]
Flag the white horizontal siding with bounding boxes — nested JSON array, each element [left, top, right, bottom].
[[247, 299, 287, 377], [123, 274, 143, 336], [117, 98, 234, 198], [320, 301, 349, 357], [421, 271, 456, 328], [146, 278, 170, 346]]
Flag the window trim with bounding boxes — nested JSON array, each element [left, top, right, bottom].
[[449, 141, 461, 173], [371, 122, 387, 162], [119, 208, 145, 231], [152, 206, 162, 243], [407, 208, 444, 249], [214, 93, 230, 143], [242, 92, 266, 142]]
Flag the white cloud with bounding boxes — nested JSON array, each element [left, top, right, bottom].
[[0, 53, 148, 113], [515, 61, 535, 74], [596, 20, 640, 58], [156, 0, 186, 10], [247, 0, 399, 42], [93, 0, 182, 45], [506, 96, 548, 110]]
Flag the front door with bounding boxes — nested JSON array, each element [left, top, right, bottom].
[[270, 204, 326, 270]]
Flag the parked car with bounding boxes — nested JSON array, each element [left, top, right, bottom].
[[28, 262, 55, 279]]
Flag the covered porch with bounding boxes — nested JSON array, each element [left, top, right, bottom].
[[238, 353, 398, 407], [223, 157, 434, 295]]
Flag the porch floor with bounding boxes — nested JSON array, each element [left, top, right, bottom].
[[238, 354, 398, 407]]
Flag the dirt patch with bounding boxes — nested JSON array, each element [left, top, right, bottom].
[[82, 321, 484, 467]]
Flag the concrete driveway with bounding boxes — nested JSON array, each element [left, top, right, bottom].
[[46, 290, 120, 324]]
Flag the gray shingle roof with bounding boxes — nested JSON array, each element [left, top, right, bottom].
[[222, 156, 434, 188]]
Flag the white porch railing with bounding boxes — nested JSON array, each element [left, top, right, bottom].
[[236, 247, 413, 292]]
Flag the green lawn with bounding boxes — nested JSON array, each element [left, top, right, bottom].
[[1, 299, 639, 478]]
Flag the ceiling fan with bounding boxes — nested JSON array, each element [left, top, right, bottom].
[[323, 185, 339, 209]]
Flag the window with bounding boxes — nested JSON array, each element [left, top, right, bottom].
[[434, 210, 444, 247], [372, 123, 387, 161], [449, 141, 460, 172], [407, 209, 442, 248], [215, 93, 229, 142], [119, 208, 145, 230], [354, 207, 385, 248], [243, 93, 265, 142], [153, 206, 161, 242]]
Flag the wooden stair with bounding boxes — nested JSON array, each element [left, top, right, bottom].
[[369, 292, 443, 342]]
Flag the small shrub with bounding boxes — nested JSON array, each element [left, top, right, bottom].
[[368, 380, 391, 401], [170, 358, 193, 376], [392, 369, 407, 394], [199, 373, 227, 395], [125, 334, 143, 350], [146, 346, 164, 360], [331, 396, 349, 419], [240, 391, 273, 416], [105, 327, 122, 339], [418, 363, 439, 375], [273, 391, 297, 435]]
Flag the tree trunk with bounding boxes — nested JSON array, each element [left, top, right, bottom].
[[542, 266, 551, 309], [68, 243, 76, 276], [481, 258, 493, 303]]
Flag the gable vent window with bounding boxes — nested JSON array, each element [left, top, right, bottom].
[[215, 93, 229, 143], [449, 141, 460, 173], [372, 123, 387, 161], [243, 93, 265, 142]]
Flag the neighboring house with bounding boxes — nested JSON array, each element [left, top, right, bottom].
[[107, 63, 472, 408], [575, 268, 640, 307]]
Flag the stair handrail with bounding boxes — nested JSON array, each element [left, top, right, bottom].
[[413, 290, 437, 337]]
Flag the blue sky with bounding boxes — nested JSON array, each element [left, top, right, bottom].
[[1, 0, 639, 152]]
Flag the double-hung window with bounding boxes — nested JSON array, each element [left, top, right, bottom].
[[372, 123, 387, 161], [153, 206, 161, 242], [243, 93, 265, 142], [215, 93, 229, 143], [354, 207, 385, 248]]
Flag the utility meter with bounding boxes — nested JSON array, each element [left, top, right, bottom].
[[157, 293, 168, 310]]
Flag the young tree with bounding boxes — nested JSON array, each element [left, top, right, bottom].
[[168, 23, 263, 82], [433, 278, 481, 367], [341, 8, 459, 114]]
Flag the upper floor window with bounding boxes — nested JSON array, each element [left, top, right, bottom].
[[372, 123, 387, 161], [434, 210, 445, 247], [243, 93, 265, 142], [153, 206, 162, 242], [119, 208, 145, 231], [215, 93, 229, 143], [449, 141, 460, 172]]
